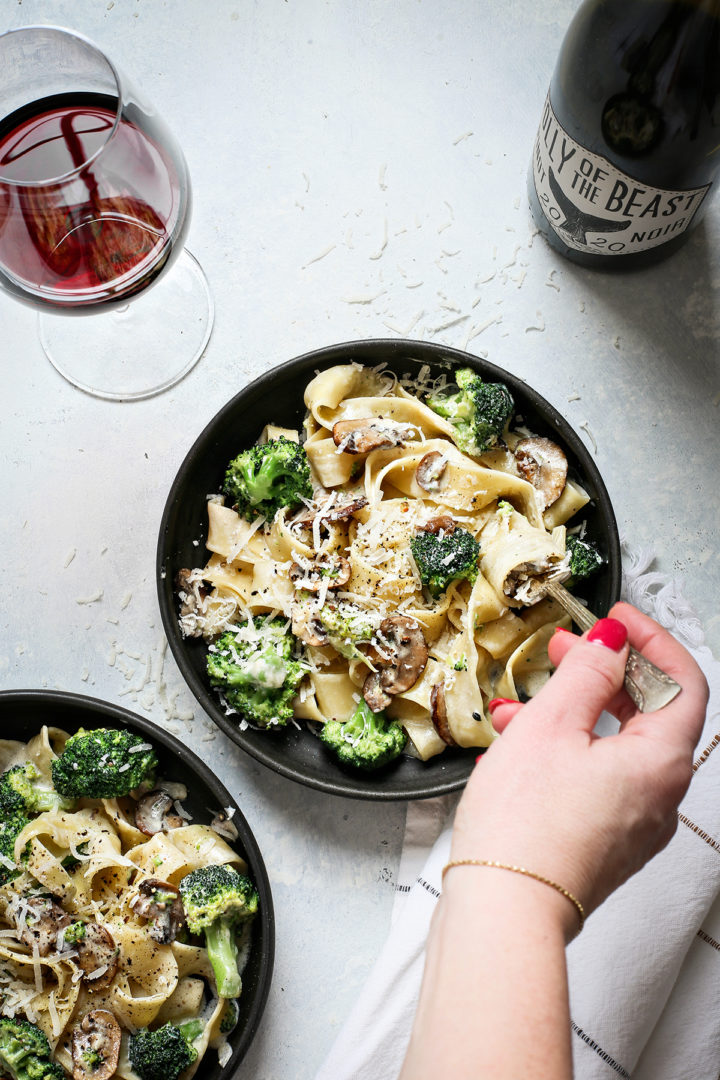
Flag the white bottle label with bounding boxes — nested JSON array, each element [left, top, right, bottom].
[[532, 95, 710, 255]]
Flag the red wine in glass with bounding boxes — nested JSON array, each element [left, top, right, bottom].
[[0, 26, 213, 400], [0, 92, 189, 310]]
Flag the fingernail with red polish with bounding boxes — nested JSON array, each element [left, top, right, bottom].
[[554, 626, 572, 635], [587, 617, 628, 652], [475, 754, 484, 764], [487, 697, 516, 714]]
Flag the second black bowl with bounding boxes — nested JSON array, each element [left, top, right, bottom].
[[0, 689, 274, 1076]]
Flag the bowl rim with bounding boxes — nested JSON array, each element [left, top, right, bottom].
[[0, 687, 275, 1075], [156, 338, 622, 800]]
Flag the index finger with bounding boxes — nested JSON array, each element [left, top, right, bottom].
[[549, 603, 709, 747]]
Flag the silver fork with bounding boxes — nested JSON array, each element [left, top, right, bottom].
[[545, 581, 682, 713]]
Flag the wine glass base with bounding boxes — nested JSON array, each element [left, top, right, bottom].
[[38, 249, 214, 401]]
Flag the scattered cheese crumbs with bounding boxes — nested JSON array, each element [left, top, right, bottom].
[[579, 421, 598, 455], [128, 742, 153, 754], [76, 590, 103, 606], [369, 218, 389, 261], [378, 163, 388, 190], [32, 944, 42, 993], [453, 130, 473, 144], [341, 291, 386, 305], [384, 310, 424, 337], [63, 548, 77, 568], [302, 171, 310, 192], [85, 964, 109, 982], [432, 313, 469, 334], [467, 313, 502, 341], [545, 270, 560, 292], [120, 593, 132, 610], [173, 799, 193, 821], [567, 391, 581, 402], [302, 243, 336, 269], [80, 668, 89, 682]]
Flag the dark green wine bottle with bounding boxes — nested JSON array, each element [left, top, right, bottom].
[[528, 0, 720, 268]]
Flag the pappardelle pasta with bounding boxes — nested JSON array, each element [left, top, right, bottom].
[[0, 725, 257, 1080], [176, 363, 602, 766]]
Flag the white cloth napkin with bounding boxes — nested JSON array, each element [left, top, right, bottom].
[[315, 547, 720, 1080]]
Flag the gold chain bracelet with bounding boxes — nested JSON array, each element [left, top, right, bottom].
[[441, 859, 585, 931]]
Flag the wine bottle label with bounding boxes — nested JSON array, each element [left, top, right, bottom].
[[531, 96, 710, 256]]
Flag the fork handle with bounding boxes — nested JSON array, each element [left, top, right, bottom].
[[545, 582, 682, 713]]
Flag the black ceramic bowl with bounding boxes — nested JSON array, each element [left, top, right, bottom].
[[157, 339, 621, 801], [0, 689, 274, 1076]]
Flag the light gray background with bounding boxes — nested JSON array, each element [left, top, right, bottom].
[[3, 3, 719, 1078]]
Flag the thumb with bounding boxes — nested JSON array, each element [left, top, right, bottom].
[[526, 617, 629, 732]]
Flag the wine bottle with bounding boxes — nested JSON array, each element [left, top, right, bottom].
[[528, 0, 720, 268]]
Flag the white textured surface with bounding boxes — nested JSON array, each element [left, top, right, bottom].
[[2, 2, 719, 1077]]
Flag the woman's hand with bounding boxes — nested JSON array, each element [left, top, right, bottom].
[[451, 602, 709, 937]]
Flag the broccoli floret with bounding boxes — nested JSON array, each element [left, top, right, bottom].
[[320, 698, 407, 771], [410, 523, 480, 597], [426, 368, 514, 455], [0, 811, 30, 887], [224, 436, 313, 522], [207, 618, 304, 729], [566, 535, 603, 586], [0, 764, 74, 817], [317, 602, 378, 659], [0, 1017, 65, 1080], [62, 921, 86, 945], [128, 1019, 203, 1080], [51, 728, 157, 800], [179, 864, 258, 999]]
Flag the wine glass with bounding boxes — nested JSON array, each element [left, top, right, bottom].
[[0, 25, 214, 401]]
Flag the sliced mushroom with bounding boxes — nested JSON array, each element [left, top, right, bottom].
[[362, 671, 393, 713], [131, 878, 185, 945], [419, 514, 457, 537], [291, 602, 330, 647], [71, 1009, 121, 1080], [289, 554, 351, 592], [430, 682, 458, 747], [10, 896, 71, 957], [75, 924, 119, 990], [416, 451, 448, 492], [361, 616, 429, 708], [514, 437, 568, 510], [210, 809, 239, 842], [378, 616, 428, 694], [324, 497, 369, 522], [134, 790, 184, 836], [332, 418, 407, 454], [174, 569, 210, 639], [291, 495, 368, 531]]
